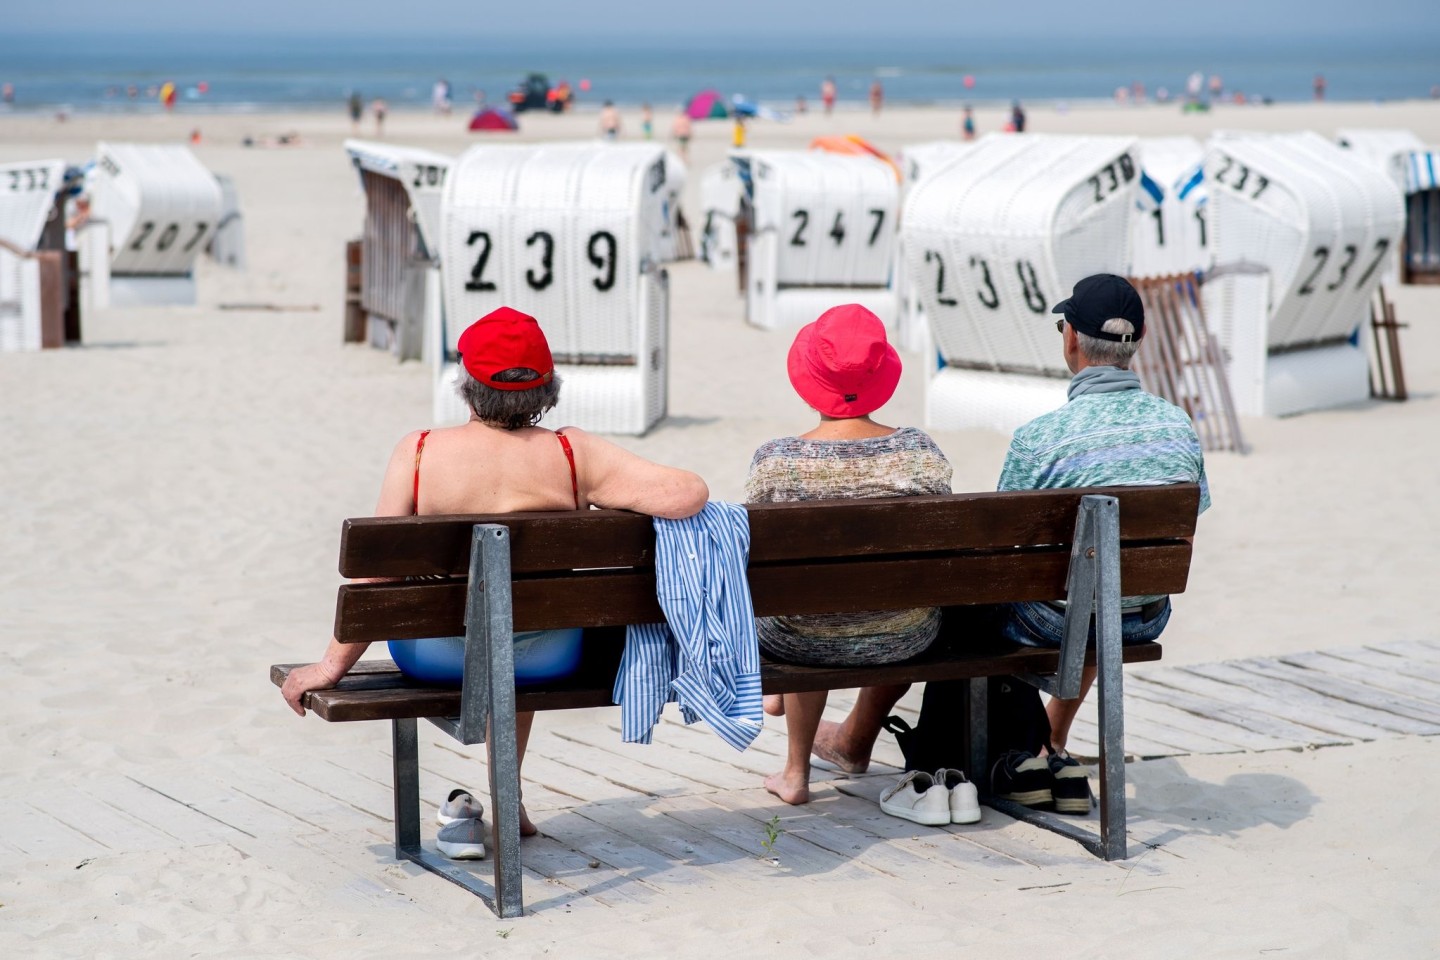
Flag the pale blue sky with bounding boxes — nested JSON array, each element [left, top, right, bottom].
[[7, 0, 1437, 38]]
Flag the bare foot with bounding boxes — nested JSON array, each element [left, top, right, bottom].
[[812, 719, 870, 774], [763, 770, 810, 805], [492, 803, 539, 843], [763, 694, 785, 717]]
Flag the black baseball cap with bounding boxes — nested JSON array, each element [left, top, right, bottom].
[[1051, 274, 1145, 343]]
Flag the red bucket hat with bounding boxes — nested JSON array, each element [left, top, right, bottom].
[[786, 304, 902, 418], [457, 307, 555, 390]]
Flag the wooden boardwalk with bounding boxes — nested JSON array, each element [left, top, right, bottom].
[[5, 638, 1438, 910]]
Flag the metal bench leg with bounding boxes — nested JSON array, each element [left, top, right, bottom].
[[985, 495, 1129, 861], [393, 717, 421, 855], [1091, 496, 1128, 861]]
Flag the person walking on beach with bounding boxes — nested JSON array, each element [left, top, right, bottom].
[[731, 113, 747, 149], [347, 91, 363, 133], [808, 275, 1210, 814], [371, 98, 387, 137], [1313, 73, 1327, 101], [640, 103, 653, 140], [961, 105, 975, 140], [821, 76, 837, 116], [869, 79, 884, 116], [1009, 100, 1026, 133], [599, 100, 621, 140], [671, 108, 692, 160]]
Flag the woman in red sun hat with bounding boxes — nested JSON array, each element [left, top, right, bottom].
[[746, 304, 953, 805], [283, 307, 708, 836]]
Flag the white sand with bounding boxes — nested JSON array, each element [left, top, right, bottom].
[[2, 100, 1439, 956]]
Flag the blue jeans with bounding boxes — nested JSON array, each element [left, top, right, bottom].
[[1000, 599, 1171, 649]]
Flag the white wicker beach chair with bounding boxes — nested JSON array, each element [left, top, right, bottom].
[[698, 160, 742, 270], [903, 133, 1139, 433], [1400, 149, 1440, 278], [0, 158, 66, 352], [88, 143, 223, 306], [1131, 137, 1208, 278], [1202, 131, 1405, 416], [893, 142, 977, 352], [439, 142, 672, 435], [344, 140, 453, 360], [733, 150, 900, 331]]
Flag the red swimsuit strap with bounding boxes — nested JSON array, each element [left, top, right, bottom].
[[412, 430, 431, 515], [554, 430, 580, 510]]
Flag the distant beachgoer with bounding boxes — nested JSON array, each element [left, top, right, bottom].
[[795, 94, 807, 115], [869, 79, 883, 116], [600, 100, 621, 140], [732, 114, 747, 149], [821, 76, 837, 116], [372, 98, 387, 137], [1208, 74, 1223, 100], [1132, 81, 1146, 102], [641, 103, 653, 140], [65, 195, 91, 250], [126, 84, 138, 100], [671, 109, 692, 159], [432, 79, 452, 115], [190, 128, 202, 145], [1314, 73, 1327, 101], [348, 92, 363, 131], [1186, 71, 1204, 101], [1010, 100, 1026, 133], [961, 105, 975, 140], [160, 82, 177, 112], [1, 83, 12, 105]]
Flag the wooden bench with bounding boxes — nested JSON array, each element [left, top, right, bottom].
[[272, 484, 1199, 917]]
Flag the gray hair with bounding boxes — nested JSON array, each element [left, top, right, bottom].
[[1074, 318, 1140, 369], [456, 367, 562, 429]]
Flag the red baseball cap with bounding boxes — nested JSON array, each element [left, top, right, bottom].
[[457, 307, 555, 390], [786, 304, 902, 418]]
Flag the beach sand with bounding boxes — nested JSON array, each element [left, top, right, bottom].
[[2, 100, 1439, 956]]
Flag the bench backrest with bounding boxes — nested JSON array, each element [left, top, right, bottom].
[[332, 485, 1199, 643]]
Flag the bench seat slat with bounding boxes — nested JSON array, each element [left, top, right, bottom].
[[273, 642, 1165, 723], [338, 485, 1200, 578], [334, 542, 1192, 641]]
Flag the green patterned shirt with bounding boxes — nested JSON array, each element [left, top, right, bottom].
[[998, 375, 1210, 605]]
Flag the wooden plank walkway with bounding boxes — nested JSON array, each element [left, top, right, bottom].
[[6, 638, 1438, 909]]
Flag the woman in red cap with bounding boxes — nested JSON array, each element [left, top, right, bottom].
[[283, 307, 708, 836], [748, 304, 953, 805]]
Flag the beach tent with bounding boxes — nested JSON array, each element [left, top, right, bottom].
[[343, 139, 453, 360], [685, 90, 729, 120], [439, 142, 676, 435], [86, 143, 224, 307], [468, 108, 518, 132], [731, 149, 900, 331], [0, 158, 67, 351], [1202, 131, 1404, 416], [903, 133, 1139, 433], [810, 136, 901, 181]]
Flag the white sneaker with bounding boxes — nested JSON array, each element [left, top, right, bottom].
[[935, 768, 981, 824], [436, 788, 484, 826], [435, 817, 487, 860], [878, 771, 952, 826]]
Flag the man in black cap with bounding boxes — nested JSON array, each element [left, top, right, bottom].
[[812, 275, 1210, 814]]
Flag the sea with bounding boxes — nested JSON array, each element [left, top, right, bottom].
[[1, 31, 1436, 114]]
